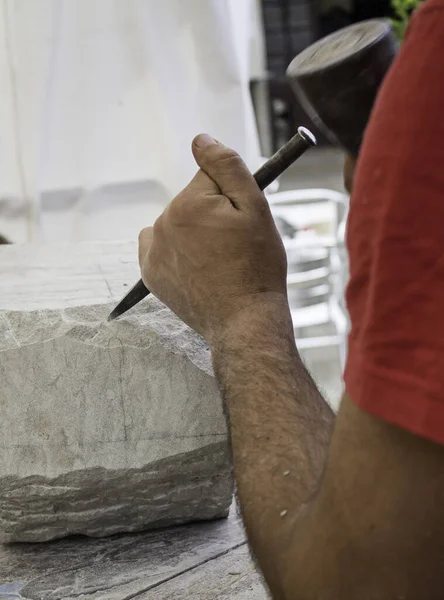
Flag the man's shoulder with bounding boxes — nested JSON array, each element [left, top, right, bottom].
[[405, 0, 444, 46], [413, 0, 444, 19]]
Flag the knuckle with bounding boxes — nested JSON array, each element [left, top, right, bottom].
[[138, 226, 150, 242], [152, 216, 163, 237], [167, 192, 194, 223], [213, 147, 242, 170], [166, 197, 182, 223]]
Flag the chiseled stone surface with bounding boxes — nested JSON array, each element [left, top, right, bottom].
[[0, 243, 232, 543]]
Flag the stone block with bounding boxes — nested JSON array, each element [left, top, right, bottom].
[[0, 242, 232, 543]]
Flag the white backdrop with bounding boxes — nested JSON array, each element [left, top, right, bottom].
[[0, 0, 263, 243]]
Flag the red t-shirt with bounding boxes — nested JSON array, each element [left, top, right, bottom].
[[344, 0, 444, 445]]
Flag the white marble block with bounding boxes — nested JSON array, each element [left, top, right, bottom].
[[0, 242, 232, 543]]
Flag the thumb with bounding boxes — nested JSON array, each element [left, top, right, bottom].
[[192, 134, 263, 211]]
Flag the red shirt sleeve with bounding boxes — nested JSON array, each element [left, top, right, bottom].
[[344, 0, 444, 445]]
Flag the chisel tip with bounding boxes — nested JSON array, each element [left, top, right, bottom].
[[107, 279, 151, 321]]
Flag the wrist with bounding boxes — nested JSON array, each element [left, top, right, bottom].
[[209, 292, 296, 353]]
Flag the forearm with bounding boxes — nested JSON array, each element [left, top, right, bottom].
[[211, 294, 335, 598]]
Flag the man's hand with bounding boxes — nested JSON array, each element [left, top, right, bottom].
[[138, 134, 288, 342]]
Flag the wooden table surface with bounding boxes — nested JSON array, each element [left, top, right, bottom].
[[0, 510, 269, 600]]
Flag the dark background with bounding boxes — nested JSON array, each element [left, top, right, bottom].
[[257, 0, 394, 151]]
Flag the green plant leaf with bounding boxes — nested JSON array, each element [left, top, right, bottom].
[[391, 0, 424, 41]]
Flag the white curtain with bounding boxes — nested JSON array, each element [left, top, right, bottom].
[[0, 0, 262, 243]]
